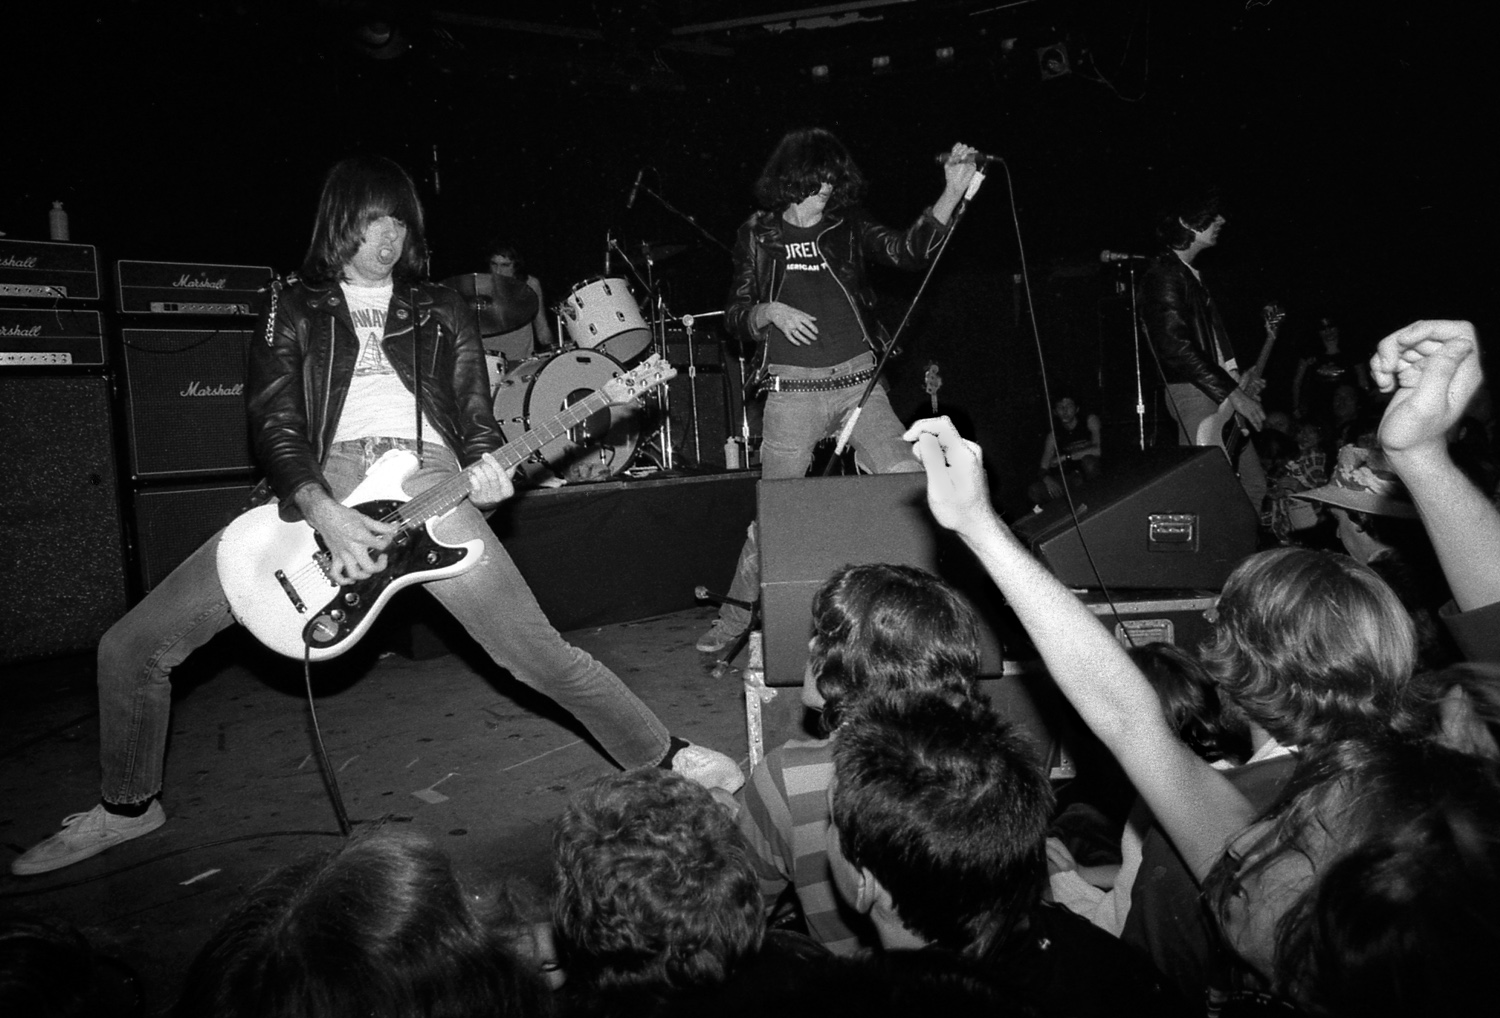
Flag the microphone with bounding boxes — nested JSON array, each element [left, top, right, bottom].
[[934, 151, 1002, 166], [626, 168, 645, 209], [1099, 250, 1147, 263]]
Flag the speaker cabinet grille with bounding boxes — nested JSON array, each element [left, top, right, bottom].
[[133, 482, 255, 591], [0, 375, 127, 662], [120, 328, 253, 478]]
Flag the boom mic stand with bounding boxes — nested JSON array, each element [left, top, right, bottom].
[[821, 167, 988, 473]]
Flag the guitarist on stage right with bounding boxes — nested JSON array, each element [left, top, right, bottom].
[[1140, 187, 1268, 512]]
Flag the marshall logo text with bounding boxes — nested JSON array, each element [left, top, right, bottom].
[[181, 381, 245, 397], [0, 324, 44, 338], [173, 274, 229, 290]]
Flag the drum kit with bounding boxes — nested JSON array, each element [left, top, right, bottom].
[[442, 240, 739, 485]]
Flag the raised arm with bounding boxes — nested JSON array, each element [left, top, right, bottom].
[[903, 417, 1255, 880], [1373, 320, 1500, 612]]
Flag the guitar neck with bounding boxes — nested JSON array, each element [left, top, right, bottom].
[[395, 389, 616, 526]]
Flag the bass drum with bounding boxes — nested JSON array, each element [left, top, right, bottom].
[[492, 350, 641, 483], [558, 276, 651, 364]]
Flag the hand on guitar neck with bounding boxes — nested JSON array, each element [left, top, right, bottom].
[[1196, 303, 1285, 462]]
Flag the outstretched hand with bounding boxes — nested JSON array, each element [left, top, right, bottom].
[[902, 416, 997, 539], [1371, 320, 1483, 459]]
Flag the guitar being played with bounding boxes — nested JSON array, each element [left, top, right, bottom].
[[220, 357, 676, 660], [1140, 186, 1270, 508], [1194, 302, 1286, 464]]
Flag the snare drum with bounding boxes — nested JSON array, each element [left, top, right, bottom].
[[558, 277, 651, 364], [492, 350, 641, 483]]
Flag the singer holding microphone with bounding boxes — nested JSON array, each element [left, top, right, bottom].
[[695, 128, 979, 654]]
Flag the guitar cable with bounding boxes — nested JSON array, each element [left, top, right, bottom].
[[304, 646, 354, 837]]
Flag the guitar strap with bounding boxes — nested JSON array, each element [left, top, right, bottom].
[[411, 282, 425, 468]]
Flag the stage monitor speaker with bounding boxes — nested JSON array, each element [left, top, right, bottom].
[[0, 375, 128, 663], [120, 327, 254, 479], [132, 482, 256, 592], [667, 370, 731, 468], [758, 473, 1009, 687], [1010, 446, 1257, 590]]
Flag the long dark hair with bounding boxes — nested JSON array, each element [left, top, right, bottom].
[[753, 128, 867, 212], [301, 156, 429, 286]]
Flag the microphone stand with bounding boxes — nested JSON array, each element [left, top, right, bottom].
[[637, 183, 733, 258], [1128, 261, 1146, 450], [822, 167, 988, 473]]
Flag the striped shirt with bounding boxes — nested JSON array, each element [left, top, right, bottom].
[[733, 736, 875, 955]]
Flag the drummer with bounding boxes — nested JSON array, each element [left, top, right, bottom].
[[485, 241, 555, 365]]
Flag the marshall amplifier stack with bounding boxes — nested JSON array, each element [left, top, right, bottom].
[[0, 238, 128, 663], [116, 259, 270, 594]]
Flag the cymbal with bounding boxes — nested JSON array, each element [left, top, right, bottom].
[[625, 242, 689, 266], [441, 273, 540, 335]]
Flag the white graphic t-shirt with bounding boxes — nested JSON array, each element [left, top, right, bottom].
[[330, 281, 447, 449]]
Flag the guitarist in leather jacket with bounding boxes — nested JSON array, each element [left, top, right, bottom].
[[10, 156, 743, 878], [696, 128, 978, 653], [1140, 189, 1268, 511]]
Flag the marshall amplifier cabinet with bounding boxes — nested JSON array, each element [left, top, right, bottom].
[[0, 238, 101, 301], [132, 481, 256, 591], [116, 259, 273, 316], [0, 307, 105, 366], [120, 327, 254, 478]]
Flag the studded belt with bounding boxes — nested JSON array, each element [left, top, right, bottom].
[[765, 367, 876, 393]]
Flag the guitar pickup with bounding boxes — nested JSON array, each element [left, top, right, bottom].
[[274, 570, 308, 614]]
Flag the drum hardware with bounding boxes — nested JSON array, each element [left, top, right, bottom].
[[441, 272, 540, 337]]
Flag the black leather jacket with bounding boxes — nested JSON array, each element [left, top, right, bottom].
[[1139, 253, 1241, 404], [724, 205, 950, 365], [246, 279, 501, 517]]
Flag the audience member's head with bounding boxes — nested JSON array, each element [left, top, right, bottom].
[[805, 563, 981, 729], [1202, 547, 1417, 749], [552, 768, 763, 996], [172, 831, 545, 1018], [828, 692, 1053, 962], [0, 915, 141, 1018], [1130, 641, 1247, 764], [1218, 738, 1500, 1014]]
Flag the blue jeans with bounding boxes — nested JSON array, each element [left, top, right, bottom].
[[718, 354, 922, 628], [1164, 382, 1268, 512], [98, 438, 671, 805]]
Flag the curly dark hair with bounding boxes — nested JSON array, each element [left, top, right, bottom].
[[301, 155, 429, 286], [753, 127, 867, 212], [552, 768, 764, 994], [1200, 548, 1417, 748], [809, 563, 982, 733], [831, 692, 1053, 962]]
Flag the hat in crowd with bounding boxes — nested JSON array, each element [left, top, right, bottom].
[[1296, 444, 1419, 519]]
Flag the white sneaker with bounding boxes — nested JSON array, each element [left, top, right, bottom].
[[669, 744, 745, 794], [10, 801, 167, 876], [694, 618, 746, 654]]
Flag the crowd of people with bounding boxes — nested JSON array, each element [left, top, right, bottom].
[[5, 135, 1499, 1015], [9, 315, 1492, 1018]]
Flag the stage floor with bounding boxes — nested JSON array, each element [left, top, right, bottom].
[[0, 607, 808, 1014]]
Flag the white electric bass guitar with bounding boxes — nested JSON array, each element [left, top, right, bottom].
[[218, 355, 675, 661]]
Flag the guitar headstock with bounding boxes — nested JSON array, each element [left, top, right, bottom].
[[1263, 302, 1287, 334], [602, 354, 678, 405]]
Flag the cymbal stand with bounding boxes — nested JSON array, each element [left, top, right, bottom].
[[610, 237, 674, 472]]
